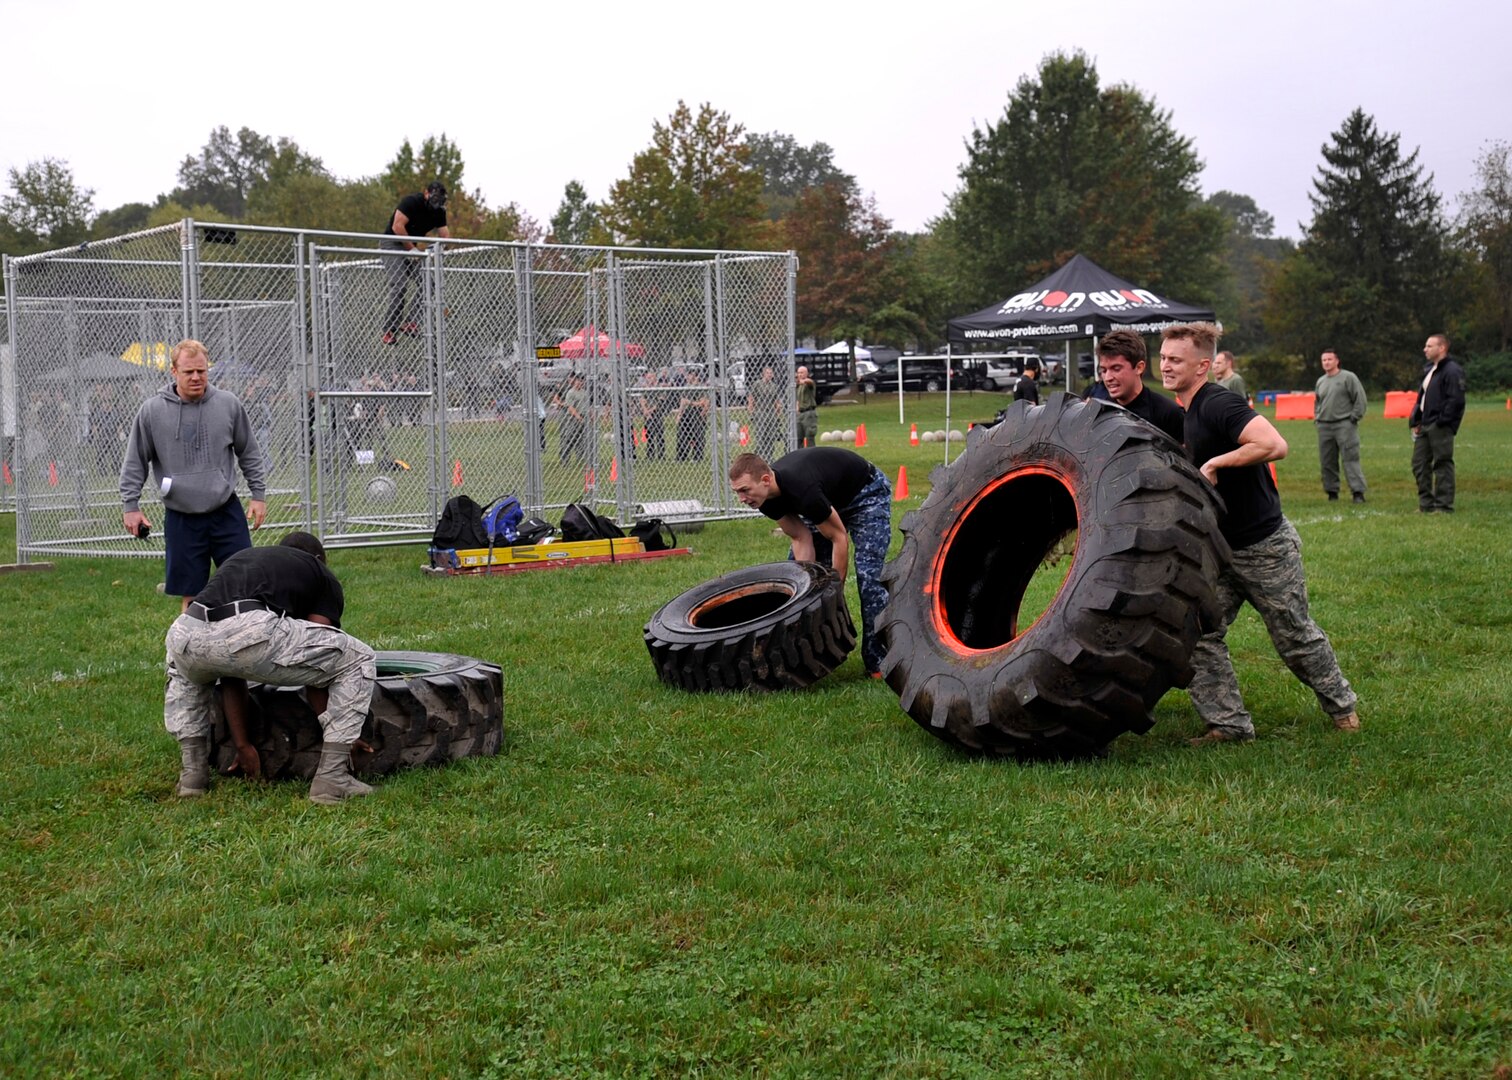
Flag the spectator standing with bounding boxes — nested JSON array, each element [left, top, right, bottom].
[[795, 365, 819, 448], [1211, 350, 1247, 399], [120, 339, 268, 613], [747, 364, 783, 459], [1013, 359, 1041, 405], [559, 373, 588, 463], [1409, 334, 1466, 513], [1313, 349, 1368, 503]]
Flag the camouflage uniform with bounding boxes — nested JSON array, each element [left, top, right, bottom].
[[164, 609, 376, 743], [1187, 518, 1357, 737], [796, 379, 819, 448], [802, 466, 892, 674]]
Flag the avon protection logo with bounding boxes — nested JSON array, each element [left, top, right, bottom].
[[997, 287, 1167, 315]]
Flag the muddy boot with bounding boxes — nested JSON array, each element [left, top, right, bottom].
[[176, 736, 210, 797], [308, 742, 374, 805]]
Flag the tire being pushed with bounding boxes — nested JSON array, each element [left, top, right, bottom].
[[877, 392, 1228, 759], [210, 650, 503, 780], [645, 561, 855, 691]]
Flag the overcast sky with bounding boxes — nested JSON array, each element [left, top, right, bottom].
[[3, 0, 1508, 243]]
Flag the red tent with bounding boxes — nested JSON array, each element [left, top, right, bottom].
[[558, 325, 645, 360]]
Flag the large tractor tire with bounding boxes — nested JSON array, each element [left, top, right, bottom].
[[210, 650, 503, 780], [645, 562, 855, 691], [877, 393, 1228, 759]]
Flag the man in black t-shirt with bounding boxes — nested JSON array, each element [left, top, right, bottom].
[[1160, 323, 1358, 745], [1013, 359, 1040, 405], [380, 180, 452, 344], [729, 448, 892, 676], [163, 531, 379, 804], [1096, 329, 1184, 443]]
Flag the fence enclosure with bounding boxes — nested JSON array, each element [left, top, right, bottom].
[[2, 222, 798, 561]]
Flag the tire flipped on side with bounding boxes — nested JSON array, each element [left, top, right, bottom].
[[210, 650, 504, 780], [644, 561, 856, 691], [877, 392, 1228, 759]]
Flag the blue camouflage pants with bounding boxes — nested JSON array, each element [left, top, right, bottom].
[[1188, 518, 1357, 736], [799, 466, 892, 674]]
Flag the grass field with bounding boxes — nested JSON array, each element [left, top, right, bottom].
[[2, 390, 1510, 1078]]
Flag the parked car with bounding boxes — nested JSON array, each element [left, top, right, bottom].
[[858, 357, 963, 394]]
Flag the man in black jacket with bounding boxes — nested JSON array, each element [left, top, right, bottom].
[[1409, 333, 1466, 513]]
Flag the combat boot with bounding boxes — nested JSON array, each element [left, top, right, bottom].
[[176, 736, 210, 797], [308, 742, 374, 805]]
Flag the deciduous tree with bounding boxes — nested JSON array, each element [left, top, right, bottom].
[[1, 158, 94, 251], [1458, 140, 1512, 350], [601, 101, 767, 250], [745, 132, 853, 221], [936, 51, 1224, 314]]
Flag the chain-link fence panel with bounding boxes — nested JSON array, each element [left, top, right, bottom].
[[2, 288, 13, 514], [6, 223, 795, 561], [191, 225, 314, 537], [310, 241, 440, 545], [5, 226, 187, 559]]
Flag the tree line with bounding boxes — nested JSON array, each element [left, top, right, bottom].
[[4, 50, 1510, 390]]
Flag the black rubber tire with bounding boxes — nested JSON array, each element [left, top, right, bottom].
[[981, 378, 998, 392], [877, 392, 1228, 759], [644, 561, 856, 691], [924, 377, 943, 392], [861, 380, 878, 395], [209, 650, 504, 780]]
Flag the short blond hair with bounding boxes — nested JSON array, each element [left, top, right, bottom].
[[171, 339, 209, 367], [1161, 322, 1221, 356]]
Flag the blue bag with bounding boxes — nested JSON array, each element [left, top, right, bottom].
[[480, 495, 524, 545]]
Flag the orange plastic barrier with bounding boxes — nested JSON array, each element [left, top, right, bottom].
[[1273, 393, 1316, 420], [1384, 390, 1418, 419]]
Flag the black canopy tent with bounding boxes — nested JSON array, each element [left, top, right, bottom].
[[945, 253, 1216, 392]]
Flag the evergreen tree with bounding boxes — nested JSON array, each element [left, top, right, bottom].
[[549, 180, 600, 245], [1267, 109, 1452, 386]]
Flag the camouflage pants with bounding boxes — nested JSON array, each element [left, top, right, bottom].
[[1187, 518, 1357, 736], [164, 610, 376, 743], [804, 467, 893, 674], [1316, 419, 1366, 495]]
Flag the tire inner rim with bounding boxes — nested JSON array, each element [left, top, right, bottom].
[[689, 583, 797, 629], [933, 466, 1078, 651]]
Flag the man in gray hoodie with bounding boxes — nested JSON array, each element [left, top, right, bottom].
[[121, 339, 268, 612]]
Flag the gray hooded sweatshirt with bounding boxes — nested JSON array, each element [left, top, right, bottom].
[[120, 383, 268, 514]]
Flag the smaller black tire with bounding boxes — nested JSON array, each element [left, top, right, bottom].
[[644, 562, 855, 691], [924, 377, 943, 392], [981, 378, 998, 392], [861, 381, 878, 395], [210, 650, 503, 780]]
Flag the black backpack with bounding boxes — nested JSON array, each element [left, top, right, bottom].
[[515, 517, 554, 545], [630, 518, 677, 552], [560, 503, 624, 542], [432, 495, 491, 549]]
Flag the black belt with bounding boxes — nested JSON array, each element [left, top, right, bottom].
[[186, 599, 273, 622]]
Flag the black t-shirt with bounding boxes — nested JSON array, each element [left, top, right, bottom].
[[1184, 383, 1282, 550], [1013, 378, 1040, 405], [760, 447, 874, 524], [194, 546, 346, 626], [383, 193, 447, 238], [1122, 385, 1186, 444]]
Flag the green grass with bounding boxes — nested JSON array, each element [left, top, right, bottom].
[[2, 391, 1511, 1078]]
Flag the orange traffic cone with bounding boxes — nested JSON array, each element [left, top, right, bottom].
[[451, 459, 462, 487], [739, 425, 749, 446], [894, 466, 909, 500], [1, 460, 11, 485], [856, 423, 867, 447], [48, 461, 58, 487], [1506, 397, 1510, 410], [584, 467, 595, 490], [610, 458, 618, 482], [908, 423, 918, 447], [1269, 462, 1278, 486]]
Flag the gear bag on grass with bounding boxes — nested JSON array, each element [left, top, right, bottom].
[[560, 503, 624, 542], [630, 518, 677, 552], [432, 495, 490, 549], [515, 517, 554, 545], [480, 495, 524, 544]]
